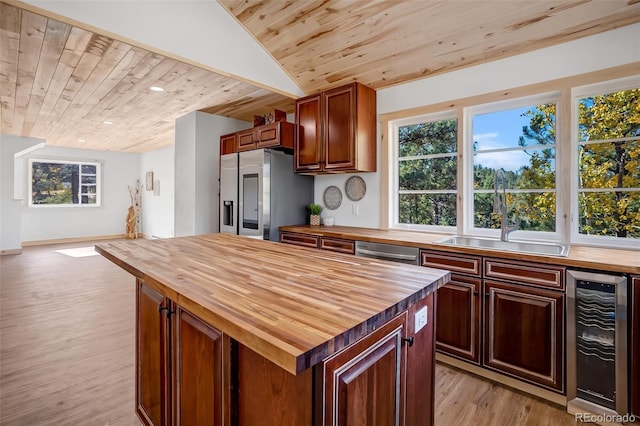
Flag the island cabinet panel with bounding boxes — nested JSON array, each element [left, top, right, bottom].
[[172, 306, 226, 426], [632, 275, 640, 417], [136, 281, 171, 426], [421, 250, 482, 364], [483, 279, 564, 392], [295, 82, 376, 174], [235, 343, 313, 425], [318, 312, 408, 426]]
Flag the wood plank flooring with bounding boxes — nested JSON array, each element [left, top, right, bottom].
[[1, 241, 580, 425]]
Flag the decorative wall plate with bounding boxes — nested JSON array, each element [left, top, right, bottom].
[[323, 186, 343, 210], [345, 176, 366, 201]]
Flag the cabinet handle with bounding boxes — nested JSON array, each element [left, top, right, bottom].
[[473, 291, 479, 296], [158, 305, 175, 318], [402, 337, 414, 347]]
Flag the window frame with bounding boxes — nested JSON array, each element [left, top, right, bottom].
[[389, 109, 458, 233], [570, 76, 640, 249], [28, 158, 102, 208], [463, 92, 562, 242]]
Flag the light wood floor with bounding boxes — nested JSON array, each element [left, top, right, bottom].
[[1, 241, 581, 425]]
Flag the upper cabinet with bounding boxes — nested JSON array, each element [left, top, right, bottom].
[[295, 82, 376, 174], [220, 121, 294, 155]]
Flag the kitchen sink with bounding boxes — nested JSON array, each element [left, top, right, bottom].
[[434, 236, 570, 257]]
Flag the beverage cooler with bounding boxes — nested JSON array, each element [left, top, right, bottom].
[[219, 148, 313, 241], [567, 270, 628, 417]]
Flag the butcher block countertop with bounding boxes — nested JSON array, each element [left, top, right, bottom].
[[280, 225, 640, 274], [96, 233, 449, 375]]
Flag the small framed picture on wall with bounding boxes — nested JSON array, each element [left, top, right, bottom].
[[146, 171, 154, 191]]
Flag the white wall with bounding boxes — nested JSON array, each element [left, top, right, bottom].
[[174, 111, 249, 237], [20, 145, 140, 243], [0, 135, 45, 253], [140, 145, 175, 238], [314, 24, 640, 229]]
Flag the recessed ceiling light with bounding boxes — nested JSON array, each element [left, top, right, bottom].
[[78, 139, 86, 143], [103, 120, 114, 125], [149, 86, 165, 92]]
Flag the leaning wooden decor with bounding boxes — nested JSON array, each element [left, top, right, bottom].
[[126, 179, 143, 239]]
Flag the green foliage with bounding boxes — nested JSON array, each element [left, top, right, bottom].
[[308, 203, 323, 215], [32, 163, 79, 205]]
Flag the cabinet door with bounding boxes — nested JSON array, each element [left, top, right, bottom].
[[256, 122, 280, 148], [220, 133, 237, 155], [632, 276, 640, 417], [319, 237, 355, 254], [484, 280, 564, 392], [172, 306, 226, 426], [321, 313, 407, 426], [136, 281, 170, 426], [323, 84, 355, 171], [436, 275, 482, 364], [237, 128, 256, 151], [295, 94, 323, 172], [280, 232, 319, 248]]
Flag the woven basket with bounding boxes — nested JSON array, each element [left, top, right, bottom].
[[310, 215, 321, 226]]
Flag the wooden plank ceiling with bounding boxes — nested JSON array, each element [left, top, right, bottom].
[[1, 1, 639, 153]]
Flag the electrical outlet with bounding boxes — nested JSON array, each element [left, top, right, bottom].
[[414, 306, 428, 332]]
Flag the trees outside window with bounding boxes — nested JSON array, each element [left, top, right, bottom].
[[395, 114, 457, 229], [30, 160, 100, 206], [575, 88, 639, 239]]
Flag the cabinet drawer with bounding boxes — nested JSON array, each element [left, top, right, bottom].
[[280, 232, 319, 248], [484, 258, 565, 290], [319, 237, 355, 255], [420, 250, 481, 277]]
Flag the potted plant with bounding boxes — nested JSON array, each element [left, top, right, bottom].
[[308, 203, 323, 226]]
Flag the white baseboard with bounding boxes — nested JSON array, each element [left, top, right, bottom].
[[21, 234, 125, 247]]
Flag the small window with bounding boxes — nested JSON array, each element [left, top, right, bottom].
[[392, 112, 458, 230], [30, 160, 101, 206], [574, 84, 639, 241], [467, 95, 558, 237]]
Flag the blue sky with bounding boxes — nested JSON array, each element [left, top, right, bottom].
[[473, 106, 538, 172]]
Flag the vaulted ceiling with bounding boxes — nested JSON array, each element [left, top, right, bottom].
[[1, 0, 639, 153]]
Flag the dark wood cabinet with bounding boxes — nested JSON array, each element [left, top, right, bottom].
[[136, 281, 226, 426], [220, 133, 237, 155], [320, 312, 408, 426], [234, 121, 295, 152], [483, 279, 564, 392], [172, 306, 227, 426], [280, 232, 356, 255], [435, 275, 482, 364], [422, 250, 482, 364], [632, 275, 640, 417], [295, 82, 376, 174], [136, 281, 171, 426]]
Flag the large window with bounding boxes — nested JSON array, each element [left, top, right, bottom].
[[30, 159, 101, 206], [392, 112, 457, 230], [468, 96, 558, 238], [573, 81, 639, 244]]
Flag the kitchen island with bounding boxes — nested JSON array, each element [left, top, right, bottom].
[[96, 233, 449, 426]]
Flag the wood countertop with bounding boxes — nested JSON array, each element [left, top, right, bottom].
[[280, 225, 640, 274], [95, 233, 449, 375]]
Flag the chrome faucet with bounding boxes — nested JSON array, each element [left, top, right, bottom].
[[494, 168, 519, 242]]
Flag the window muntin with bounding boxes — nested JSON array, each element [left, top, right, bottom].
[[30, 160, 101, 206], [469, 98, 558, 237], [575, 86, 639, 241], [393, 113, 457, 230]]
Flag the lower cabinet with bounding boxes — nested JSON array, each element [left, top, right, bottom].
[[137, 279, 432, 426], [281, 231, 355, 255], [632, 275, 639, 417], [320, 312, 407, 426], [483, 279, 564, 392], [136, 281, 226, 426], [434, 275, 481, 364]]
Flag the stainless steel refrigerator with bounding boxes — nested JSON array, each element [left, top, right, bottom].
[[219, 149, 313, 241]]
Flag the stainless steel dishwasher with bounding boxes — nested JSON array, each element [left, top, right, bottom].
[[355, 241, 420, 265]]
